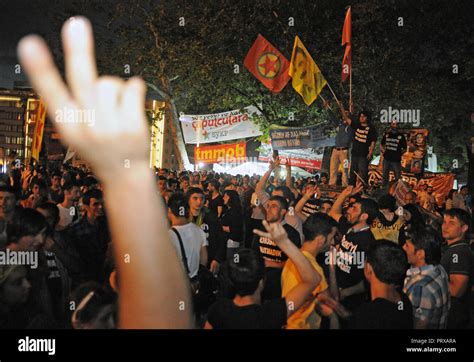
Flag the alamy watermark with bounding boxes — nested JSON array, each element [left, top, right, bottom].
[[380, 106, 420, 127], [55, 107, 95, 127], [0, 250, 38, 269], [18, 336, 55, 355], [325, 248, 365, 271]]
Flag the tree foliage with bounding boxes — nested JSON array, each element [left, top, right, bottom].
[[40, 0, 472, 173]]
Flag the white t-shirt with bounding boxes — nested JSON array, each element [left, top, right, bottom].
[[169, 223, 208, 278], [57, 204, 75, 230]]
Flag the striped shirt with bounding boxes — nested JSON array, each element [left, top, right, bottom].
[[403, 264, 450, 329]]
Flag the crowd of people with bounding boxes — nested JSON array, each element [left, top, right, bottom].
[[2, 16, 470, 331], [0, 156, 472, 330]]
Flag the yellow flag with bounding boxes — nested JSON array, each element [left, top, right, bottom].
[[288, 36, 327, 106], [31, 100, 47, 161]]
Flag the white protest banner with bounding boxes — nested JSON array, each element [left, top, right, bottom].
[[179, 106, 262, 144]]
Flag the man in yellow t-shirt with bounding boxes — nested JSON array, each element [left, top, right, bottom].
[[370, 194, 404, 244], [281, 213, 338, 329]]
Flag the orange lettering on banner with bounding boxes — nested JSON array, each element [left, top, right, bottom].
[[195, 142, 247, 164]]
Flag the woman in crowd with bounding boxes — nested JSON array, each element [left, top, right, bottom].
[[221, 190, 244, 259], [0, 265, 55, 329]]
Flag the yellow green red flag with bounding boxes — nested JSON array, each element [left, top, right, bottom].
[[288, 36, 327, 106]]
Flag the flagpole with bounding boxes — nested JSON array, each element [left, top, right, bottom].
[[325, 82, 340, 104], [348, 6, 353, 113], [349, 52, 353, 113], [319, 94, 333, 111]]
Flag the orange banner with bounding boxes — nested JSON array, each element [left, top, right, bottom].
[[415, 173, 455, 207], [195, 142, 246, 164], [31, 100, 47, 160]]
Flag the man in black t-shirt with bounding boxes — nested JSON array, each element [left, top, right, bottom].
[[207, 180, 224, 218], [252, 196, 301, 301], [350, 240, 412, 329], [380, 121, 407, 188], [441, 208, 473, 329], [205, 221, 320, 329], [349, 110, 377, 186], [328, 184, 378, 314], [295, 182, 320, 222]]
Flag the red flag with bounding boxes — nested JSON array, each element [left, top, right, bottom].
[[244, 34, 290, 93], [341, 44, 351, 82], [341, 7, 352, 82], [341, 7, 352, 46]]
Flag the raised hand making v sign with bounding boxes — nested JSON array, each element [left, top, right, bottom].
[[18, 17, 192, 329]]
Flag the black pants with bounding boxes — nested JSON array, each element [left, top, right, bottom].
[[349, 155, 369, 186]]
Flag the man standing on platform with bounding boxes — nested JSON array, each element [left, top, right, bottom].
[[329, 105, 353, 187], [380, 120, 407, 189], [349, 110, 377, 186]]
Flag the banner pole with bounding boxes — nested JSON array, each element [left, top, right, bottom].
[[326, 82, 340, 104], [349, 56, 353, 113]]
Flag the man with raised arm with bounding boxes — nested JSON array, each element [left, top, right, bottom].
[[328, 184, 378, 316], [204, 220, 320, 329], [255, 159, 303, 243]]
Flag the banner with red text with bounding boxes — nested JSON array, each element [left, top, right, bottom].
[[179, 106, 262, 144], [194, 142, 247, 164], [258, 142, 322, 170]]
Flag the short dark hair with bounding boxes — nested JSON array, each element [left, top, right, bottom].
[[443, 208, 471, 234], [0, 185, 17, 196], [228, 249, 265, 297], [167, 192, 189, 218], [367, 240, 408, 285], [63, 181, 80, 192], [167, 179, 178, 187], [378, 194, 397, 212], [83, 189, 103, 206], [303, 213, 338, 242], [209, 179, 220, 190], [36, 202, 60, 228], [185, 187, 205, 203], [406, 227, 442, 265], [268, 195, 289, 210], [30, 178, 47, 189], [321, 199, 334, 207], [359, 109, 372, 122], [359, 198, 379, 225], [7, 208, 47, 245], [273, 186, 294, 204], [82, 176, 98, 187], [157, 176, 167, 182]]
